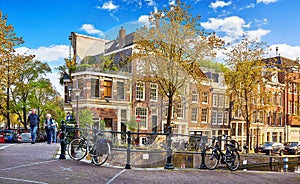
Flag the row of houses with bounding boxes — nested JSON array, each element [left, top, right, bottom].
[[63, 27, 300, 150]]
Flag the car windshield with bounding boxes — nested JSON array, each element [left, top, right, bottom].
[[21, 133, 31, 138], [287, 142, 298, 146], [264, 142, 273, 146]]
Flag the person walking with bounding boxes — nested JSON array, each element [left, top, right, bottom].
[[27, 108, 40, 144], [44, 113, 55, 144], [52, 121, 58, 143], [66, 112, 72, 123]]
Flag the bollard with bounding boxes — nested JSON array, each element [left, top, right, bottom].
[[59, 120, 66, 159], [199, 149, 207, 169], [164, 125, 174, 169], [125, 131, 132, 169]]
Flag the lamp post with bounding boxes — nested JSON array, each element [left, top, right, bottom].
[[256, 119, 260, 152], [74, 88, 80, 138]]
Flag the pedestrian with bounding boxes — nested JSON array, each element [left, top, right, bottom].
[[27, 108, 40, 144], [52, 121, 58, 143], [44, 113, 55, 144], [66, 112, 72, 123]]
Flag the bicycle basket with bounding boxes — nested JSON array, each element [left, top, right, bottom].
[[96, 137, 109, 154]]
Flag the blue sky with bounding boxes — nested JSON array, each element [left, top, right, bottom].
[[1, 0, 300, 95]]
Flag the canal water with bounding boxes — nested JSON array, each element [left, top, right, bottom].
[[242, 157, 300, 172]]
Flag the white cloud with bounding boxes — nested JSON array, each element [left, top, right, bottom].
[[137, 15, 150, 26], [202, 16, 271, 43], [99, 1, 119, 11], [169, 0, 176, 6], [246, 28, 271, 41], [145, 0, 156, 6], [15, 45, 69, 62], [210, 1, 232, 10], [201, 16, 246, 42], [257, 0, 278, 4], [270, 44, 300, 60], [80, 24, 104, 36]]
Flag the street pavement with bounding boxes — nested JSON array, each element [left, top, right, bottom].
[[0, 142, 300, 184]]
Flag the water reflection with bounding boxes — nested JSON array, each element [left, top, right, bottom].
[[245, 162, 300, 172]]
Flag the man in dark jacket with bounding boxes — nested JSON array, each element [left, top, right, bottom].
[[27, 108, 40, 144]]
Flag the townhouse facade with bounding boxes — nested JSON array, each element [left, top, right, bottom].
[[63, 27, 300, 148]]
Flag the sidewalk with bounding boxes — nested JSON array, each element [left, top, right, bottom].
[[0, 142, 300, 184]]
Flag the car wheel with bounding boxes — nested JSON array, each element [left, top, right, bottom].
[[279, 150, 283, 156]]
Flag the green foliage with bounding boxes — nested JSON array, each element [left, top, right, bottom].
[[124, 116, 138, 131], [75, 109, 93, 129], [198, 60, 226, 72]]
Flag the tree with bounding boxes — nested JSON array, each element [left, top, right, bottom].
[[0, 11, 25, 129], [223, 36, 275, 150], [133, 1, 224, 127]]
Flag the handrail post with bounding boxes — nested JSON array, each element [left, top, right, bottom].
[[125, 131, 132, 169], [59, 120, 66, 159], [164, 125, 174, 169]]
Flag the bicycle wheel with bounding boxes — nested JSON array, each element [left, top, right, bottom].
[[68, 138, 88, 161], [225, 149, 240, 171], [91, 142, 110, 166], [203, 147, 219, 170]]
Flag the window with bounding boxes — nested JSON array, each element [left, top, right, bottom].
[[117, 81, 125, 100], [202, 91, 208, 104], [272, 93, 277, 105], [177, 102, 184, 119], [201, 108, 208, 122], [272, 111, 277, 126], [213, 95, 218, 107], [218, 95, 224, 108], [91, 78, 100, 98], [278, 93, 282, 106], [136, 82, 145, 100], [224, 111, 229, 125], [121, 110, 127, 122], [278, 112, 282, 126], [191, 107, 198, 122], [212, 110, 217, 124], [224, 96, 229, 108], [288, 101, 292, 114], [267, 111, 271, 125], [217, 111, 223, 125], [136, 107, 147, 129], [192, 90, 198, 103], [104, 80, 112, 98], [152, 108, 158, 132], [150, 83, 158, 101]]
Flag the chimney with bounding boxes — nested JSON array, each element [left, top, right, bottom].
[[119, 27, 126, 49]]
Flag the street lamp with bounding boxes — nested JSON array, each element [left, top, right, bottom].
[[73, 88, 81, 138], [256, 119, 260, 152]]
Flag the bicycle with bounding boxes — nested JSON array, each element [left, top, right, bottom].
[[203, 135, 240, 171], [68, 125, 111, 166]]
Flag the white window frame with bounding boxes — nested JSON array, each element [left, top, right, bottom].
[[213, 94, 218, 107], [191, 107, 198, 122], [150, 83, 158, 101]]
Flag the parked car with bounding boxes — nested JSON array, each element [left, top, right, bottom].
[[262, 142, 284, 156], [0, 130, 18, 143], [17, 132, 32, 143], [284, 142, 300, 155]]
